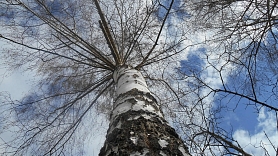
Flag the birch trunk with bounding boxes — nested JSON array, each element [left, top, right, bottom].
[[99, 66, 190, 156]]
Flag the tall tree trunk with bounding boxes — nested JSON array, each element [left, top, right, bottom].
[[99, 65, 190, 156]]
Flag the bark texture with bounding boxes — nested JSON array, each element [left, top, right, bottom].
[[99, 66, 190, 156]]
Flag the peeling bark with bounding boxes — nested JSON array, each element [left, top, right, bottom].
[[99, 66, 190, 156]]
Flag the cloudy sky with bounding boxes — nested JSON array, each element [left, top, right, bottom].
[[179, 42, 278, 155], [2, 41, 277, 156], [1, 0, 278, 155]]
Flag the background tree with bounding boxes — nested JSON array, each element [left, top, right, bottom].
[[169, 0, 278, 155]]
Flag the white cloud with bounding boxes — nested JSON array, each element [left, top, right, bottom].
[[0, 39, 39, 155], [233, 108, 278, 156]]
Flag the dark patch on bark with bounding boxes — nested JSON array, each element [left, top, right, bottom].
[[99, 110, 190, 156], [132, 74, 139, 78], [115, 88, 158, 106], [111, 88, 161, 121]]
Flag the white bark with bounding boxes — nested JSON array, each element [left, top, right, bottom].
[[111, 66, 163, 122], [99, 65, 190, 156]]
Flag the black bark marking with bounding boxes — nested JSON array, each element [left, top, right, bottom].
[[133, 74, 139, 78], [100, 110, 189, 155]]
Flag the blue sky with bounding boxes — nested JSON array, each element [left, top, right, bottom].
[[178, 40, 278, 155], [179, 47, 260, 133]]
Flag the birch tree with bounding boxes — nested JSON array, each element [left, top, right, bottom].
[[0, 0, 191, 155], [3, 0, 276, 155]]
